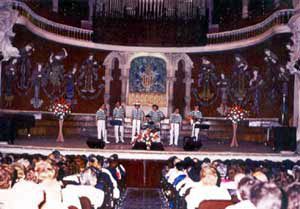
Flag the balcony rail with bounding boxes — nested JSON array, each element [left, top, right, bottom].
[[207, 9, 295, 45], [12, 1, 93, 41], [7, 1, 297, 51]]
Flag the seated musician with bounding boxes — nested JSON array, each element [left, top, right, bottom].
[[188, 105, 203, 141], [148, 104, 165, 135]]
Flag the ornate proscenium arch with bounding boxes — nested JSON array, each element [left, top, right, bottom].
[[103, 51, 194, 116]]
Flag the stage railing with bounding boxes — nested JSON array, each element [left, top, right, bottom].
[[12, 1, 93, 41], [207, 9, 294, 45]]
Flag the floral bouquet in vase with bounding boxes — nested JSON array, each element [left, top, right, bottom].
[[226, 105, 247, 124], [226, 105, 248, 147], [49, 98, 71, 120], [49, 98, 71, 142]]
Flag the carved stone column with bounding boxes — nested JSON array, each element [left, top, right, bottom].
[[52, 0, 59, 13], [183, 69, 193, 116], [287, 12, 300, 150], [167, 77, 176, 116], [103, 68, 113, 115], [120, 73, 128, 104], [242, 0, 249, 19]]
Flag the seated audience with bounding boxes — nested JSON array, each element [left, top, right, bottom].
[[250, 182, 282, 209], [185, 165, 231, 209], [226, 176, 258, 209]]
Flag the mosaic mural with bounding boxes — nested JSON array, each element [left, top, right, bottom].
[[129, 56, 166, 93]]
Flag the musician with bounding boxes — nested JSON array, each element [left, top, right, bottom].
[[169, 108, 182, 146], [148, 104, 165, 129], [131, 102, 144, 142], [96, 104, 109, 143], [189, 105, 203, 140], [113, 102, 125, 143], [142, 115, 156, 130]]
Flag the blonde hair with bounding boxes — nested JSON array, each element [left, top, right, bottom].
[[35, 160, 56, 181], [200, 165, 218, 186]]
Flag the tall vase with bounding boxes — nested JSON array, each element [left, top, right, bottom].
[[56, 119, 64, 142], [230, 122, 238, 147]]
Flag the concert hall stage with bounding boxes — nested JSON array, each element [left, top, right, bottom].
[[0, 137, 298, 162]]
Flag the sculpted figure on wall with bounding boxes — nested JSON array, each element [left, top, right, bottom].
[[65, 64, 77, 104], [77, 54, 104, 100], [4, 58, 17, 107], [44, 48, 68, 99], [0, 1, 19, 61], [231, 54, 250, 106], [17, 43, 34, 91], [30, 63, 47, 109], [216, 73, 230, 116], [193, 57, 218, 106], [249, 68, 264, 115]]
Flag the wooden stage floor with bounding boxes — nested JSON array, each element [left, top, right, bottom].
[[0, 137, 298, 162]]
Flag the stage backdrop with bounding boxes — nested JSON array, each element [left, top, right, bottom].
[[128, 56, 167, 107]]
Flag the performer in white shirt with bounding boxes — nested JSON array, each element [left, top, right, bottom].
[[131, 102, 144, 142], [169, 108, 182, 146], [189, 105, 203, 141], [96, 104, 109, 143], [112, 102, 125, 143]]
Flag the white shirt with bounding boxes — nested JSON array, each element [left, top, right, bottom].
[[0, 189, 12, 209], [39, 179, 65, 209], [226, 200, 257, 209], [63, 185, 104, 209], [185, 183, 231, 209], [9, 180, 44, 209]]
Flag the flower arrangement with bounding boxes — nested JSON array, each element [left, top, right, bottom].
[[227, 105, 247, 124], [132, 128, 160, 150], [49, 98, 71, 120]]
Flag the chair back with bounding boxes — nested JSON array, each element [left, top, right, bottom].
[[198, 199, 234, 209], [79, 196, 93, 209]]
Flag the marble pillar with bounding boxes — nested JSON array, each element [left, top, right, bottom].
[[120, 73, 128, 105], [167, 77, 176, 116], [183, 69, 193, 116], [242, 0, 249, 19], [52, 0, 59, 13], [293, 75, 300, 142], [104, 68, 113, 115]]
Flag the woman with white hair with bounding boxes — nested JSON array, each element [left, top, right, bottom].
[[35, 160, 65, 209]]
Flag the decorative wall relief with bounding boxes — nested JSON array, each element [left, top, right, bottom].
[[43, 48, 68, 100], [129, 56, 166, 93], [77, 54, 104, 100], [17, 43, 34, 93], [278, 65, 290, 125], [230, 54, 250, 106], [216, 73, 230, 116], [30, 63, 47, 109], [128, 92, 167, 107], [264, 48, 279, 102], [4, 58, 17, 107], [192, 57, 218, 106], [65, 64, 77, 104], [248, 68, 264, 115], [0, 2, 20, 61]]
